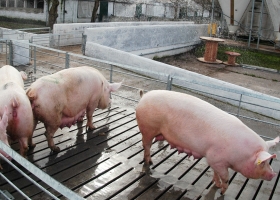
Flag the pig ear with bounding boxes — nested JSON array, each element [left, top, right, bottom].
[[255, 151, 277, 166], [266, 136, 280, 149], [109, 81, 122, 92]]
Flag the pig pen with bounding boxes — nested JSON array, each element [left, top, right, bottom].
[[0, 41, 280, 200]]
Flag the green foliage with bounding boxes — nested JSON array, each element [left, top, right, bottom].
[[194, 43, 280, 70]]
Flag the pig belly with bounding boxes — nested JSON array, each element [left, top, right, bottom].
[[60, 109, 86, 128], [155, 134, 202, 159]]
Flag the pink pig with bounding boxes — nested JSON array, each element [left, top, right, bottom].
[[26, 66, 122, 152], [136, 90, 279, 194], [0, 106, 12, 169], [0, 65, 36, 158]]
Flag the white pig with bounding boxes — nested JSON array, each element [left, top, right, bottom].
[[26, 66, 122, 152], [136, 90, 279, 194], [0, 65, 36, 158], [0, 106, 12, 169]]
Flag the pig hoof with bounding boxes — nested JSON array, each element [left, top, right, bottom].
[[144, 160, 153, 165], [86, 125, 96, 131], [52, 146, 60, 152], [29, 144, 36, 149]]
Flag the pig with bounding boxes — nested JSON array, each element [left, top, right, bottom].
[[135, 90, 279, 194], [26, 66, 122, 152], [0, 106, 12, 169], [0, 65, 36, 158]]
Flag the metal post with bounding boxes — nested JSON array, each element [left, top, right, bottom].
[[210, 0, 215, 37], [166, 75, 173, 90], [82, 34, 87, 55], [5, 41, 8, 65], [33, 46, 36, 74], [257, 0, 264, 49], [248, 0, 255, 47], [58, 34, 60, 51], [237, 94, 243, 116], [169, 77, 173, 91], [8, 40, 13, 66], [65, 52, 70, 68], [110, 65, 113, 83]]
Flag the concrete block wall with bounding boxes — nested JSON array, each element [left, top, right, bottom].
[[84, 24, 208, 58], [52, 21, 194, 46], [85, 42, 280, 120]]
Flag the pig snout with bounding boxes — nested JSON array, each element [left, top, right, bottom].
[[263, 169, 277, 181]]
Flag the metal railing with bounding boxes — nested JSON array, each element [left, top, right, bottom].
[[1, 39, 279, 127], [0, 39, 279, 198]]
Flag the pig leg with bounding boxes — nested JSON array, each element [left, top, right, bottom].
[[211, 166, 229, 194], [86, 102, 98, 130], [28, 135, 36, 149], [18, 138, 29, 158], [212, 171, 222, 188], [45, 125, 60, 152], [142, 137, 153, 165]]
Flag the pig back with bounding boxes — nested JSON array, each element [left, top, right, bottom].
[[0, 65, 25, 88], [136, 90, 267, 158], [27, 67, 107, 121]]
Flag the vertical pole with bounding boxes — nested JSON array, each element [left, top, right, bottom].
[[82, 34, 87, 55], [166, 75, 173, 90], [257, 0, 264, 49], [9, 40, 13, 66], [110, 65, 113, 83], [110, 65, 113, 99], [33, 46, 36, 74], [5, 41, 8, 65], [248, 0, 255, 47], [237, 94, 242, 117], [58, 35, 60, 52], [210, 0, 215, 37], [169, 77, 173, 91], [65, 52, 69, 69]]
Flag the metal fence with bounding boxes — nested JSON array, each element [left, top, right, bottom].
[[0, 39, 279, 199], [1, 39, 280, 129]]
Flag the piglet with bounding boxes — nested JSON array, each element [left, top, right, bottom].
[[0, 65, 36, 159], [26, 66, 122, 152], [136, 90, 279, 194], [0, 106, 12, 169]]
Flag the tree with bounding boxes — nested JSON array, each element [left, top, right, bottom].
[[91, 0, 100, 22], [47, 0, 60, 29]]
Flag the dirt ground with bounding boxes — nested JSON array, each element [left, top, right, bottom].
[[159, 53, 280, 98], [156, 41, 280, 99]]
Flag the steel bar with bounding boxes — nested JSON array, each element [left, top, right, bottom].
[[0, 142, 85, 200]]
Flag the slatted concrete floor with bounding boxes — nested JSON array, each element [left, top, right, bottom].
[[0, 83, 280, 200]]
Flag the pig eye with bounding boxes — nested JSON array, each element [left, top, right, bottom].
[[260, 162, 265, 168]]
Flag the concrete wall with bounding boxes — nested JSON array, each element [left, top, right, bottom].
[[84, 24, 207, 58], [85, 42, 280, 120], [0, 27, 50, 46], [12, 40, 30, 66], [0, 8, 46, 22], [52, 21, 194, 46]]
